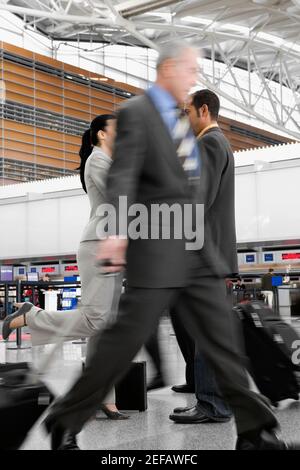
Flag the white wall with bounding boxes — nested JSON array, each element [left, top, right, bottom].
[[236, 163, 300, 242], [234, 142, 300, 167], [0, 177, 90, 259], [235, 142, 300, 243], [0, 194, 90, 259]]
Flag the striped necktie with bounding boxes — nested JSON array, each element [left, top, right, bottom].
[[172, 110, 201, 180]]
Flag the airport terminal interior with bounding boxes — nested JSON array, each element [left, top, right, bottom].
[[1, 0, 300, 451]]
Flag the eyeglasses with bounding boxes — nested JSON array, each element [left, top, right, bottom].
[[181, 107, 190, 116]]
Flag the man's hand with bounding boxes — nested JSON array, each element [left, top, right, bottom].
[[96, 237, 128, 273]]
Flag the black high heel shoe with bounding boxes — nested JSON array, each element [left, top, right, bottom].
[[100, 405, 130, 420], [2, 302, 33, 340]]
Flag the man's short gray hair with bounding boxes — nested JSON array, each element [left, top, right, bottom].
[[156, 41, 196, 70]]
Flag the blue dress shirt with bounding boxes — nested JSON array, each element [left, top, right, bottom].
[[147, 85, 201, 180]]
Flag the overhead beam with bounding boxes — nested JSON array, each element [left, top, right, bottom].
[[0, 4, 112, 25], [198, 72, 300, 140]]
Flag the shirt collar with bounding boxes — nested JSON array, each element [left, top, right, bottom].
[[91, 146, 111, 164], [148, 84, 177, 114], [197, 123, 219, 140]]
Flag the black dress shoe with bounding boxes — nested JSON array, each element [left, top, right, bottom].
[[147, 375, 165, 391], [236, 429, 300, 450], [173, 405, 195, 413], [169, 406, 210, 423], [44, 420, 80, 450], [171, 384, 195, 393], [169, 406, 231, 424]]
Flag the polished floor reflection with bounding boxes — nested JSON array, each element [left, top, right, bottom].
[[1, 317, 300, 450]]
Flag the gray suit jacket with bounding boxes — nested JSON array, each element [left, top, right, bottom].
[[81, 147, 112, 242]]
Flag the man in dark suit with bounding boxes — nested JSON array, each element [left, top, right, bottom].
[[170, 89, 236, 423], [44, 43, 298, 450]]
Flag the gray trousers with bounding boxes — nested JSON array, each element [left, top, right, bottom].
[[26, 240, 123, 403]]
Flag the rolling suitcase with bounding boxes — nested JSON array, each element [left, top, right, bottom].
[[116, 361, 147, 411], [234, 301, 300, 405], [0, 362, 54, 450]]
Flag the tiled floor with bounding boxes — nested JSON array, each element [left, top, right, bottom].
[[1, 317, 300, 450]]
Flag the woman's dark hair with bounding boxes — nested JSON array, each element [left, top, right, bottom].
[[78, 114, 115, 192]]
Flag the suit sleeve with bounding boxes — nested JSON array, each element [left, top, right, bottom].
[[106, 102, 146, 235], [199, 134, 230, 212], [89, 156, 111, 201]]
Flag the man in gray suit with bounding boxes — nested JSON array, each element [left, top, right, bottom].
[[44, 42, 298, 450]]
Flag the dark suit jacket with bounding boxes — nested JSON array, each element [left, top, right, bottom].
[[194, 127, 238, 276], [106, 95, 237, 287], [107, 94, 192, 288]]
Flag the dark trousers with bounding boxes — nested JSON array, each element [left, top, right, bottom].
[[47, 276, 277, 435], [194, 347, 232, 418], [144, 324, 163, 377], [171, 309, 232, 418], [170, 309, 195, 388]]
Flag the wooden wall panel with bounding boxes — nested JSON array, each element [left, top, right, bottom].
[[65, 134, 81, 145], [35, 136, 64, 151], [35, 99, 63, 114], [35, 80, 63, 97], [35, 54, 63, 70], [91, 91, 123, 107], [90, 106, 114, 117], [90, 95, 116, 111], [63, 106, 91, 120], [4, 147, 78, 167], [64, 160, 79, 170], [5, 82, 33, 98], [4, 121, 34, 136], [5, 140, 35, 153], [3, 129, 34, 144], [3, 70, 34, 89], [3, 61, 34, 79], [34, 146, 72, 159], [64, 143, 80, 153], [63, 88, 90, 104], [218, 116, 293, 152], [35, 71, 62, 88], [36, 128, 80, 146], [5, 90, 34, 107], [63, 80, 90, 95], [3, 120, 80, 162], [2, 42, 34, 60], [32, 155, 65, 167], [35, 89, 63, 106], [4, 150, 36, 163], [64, 97, 91, 113]]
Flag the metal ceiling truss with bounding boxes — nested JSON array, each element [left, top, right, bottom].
[[1, 0, 300, 139]]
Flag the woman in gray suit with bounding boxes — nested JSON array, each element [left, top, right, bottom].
[[2, 114, 128, 419]]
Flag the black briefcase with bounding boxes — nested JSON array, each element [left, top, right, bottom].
[[0, 362, 54, 450], [116, 361, 147, 412]]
